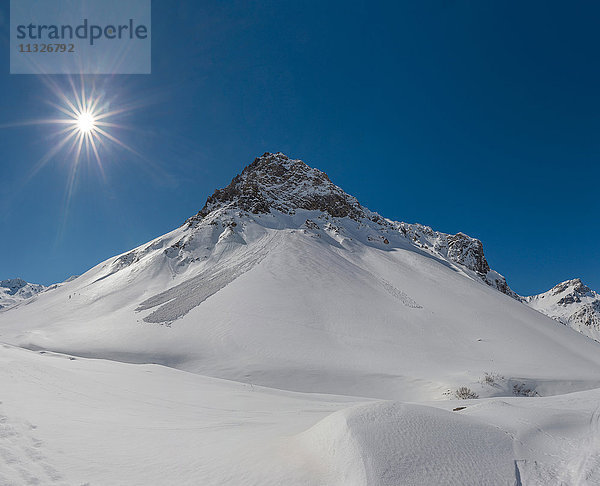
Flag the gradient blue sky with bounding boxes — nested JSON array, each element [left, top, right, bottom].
[[0, 0, 598, 295]]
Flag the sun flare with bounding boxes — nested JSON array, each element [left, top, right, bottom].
[[76, 112, 96, 133], [8, 76, 146, 227], [3, 76, 147, 235], [30, 77, 141, 181]]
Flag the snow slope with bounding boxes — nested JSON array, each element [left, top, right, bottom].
[[2, 343, 600, 485], [526, 279, 600, 342], [0, 343, 361, 486]]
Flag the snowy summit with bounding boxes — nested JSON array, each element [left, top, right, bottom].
[[0, 278, 45, 310], [526, 278, 600, 341]]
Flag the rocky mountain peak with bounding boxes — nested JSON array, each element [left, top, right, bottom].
[[178, 152, 522, 300], [551, 278, 592, 301], [525, 278, 600, 342], [187, 153, 366, 224], [0, 278, 29, 295], [0, 278, 46, 310]]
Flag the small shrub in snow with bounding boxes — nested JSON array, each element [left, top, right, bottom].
[[455, 387, 479, 399], [512, 383, 537, 397], [480, 371, 504, 386]]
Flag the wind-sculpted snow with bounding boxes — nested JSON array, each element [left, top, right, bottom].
[[300, 401, 516, 485], [393, 223, 520, 300], [184, 153, 519, 298]]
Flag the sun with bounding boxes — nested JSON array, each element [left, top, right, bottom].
[[31, 77, 140, 178], [2, 76, 147, 236], [8, 76, 146, 206], [77, 112, 96, 133]]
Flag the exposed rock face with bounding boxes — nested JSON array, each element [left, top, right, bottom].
[[182, 152, 519, 300], [0, 278, 30, 295], [553, 279, 592, 305], [394, 223, 518, 299], [0, 279, 46, 310], [570, 301, 600, 331], [447, 233, 490, 275], [188, 153, 365, 224], [526, 279, 600, 341]]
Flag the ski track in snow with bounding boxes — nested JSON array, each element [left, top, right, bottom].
[[0, 409, 64, 486], [327, 247, 422, 309], [571, 402, 600, 484], [378, 278, 422, 309]]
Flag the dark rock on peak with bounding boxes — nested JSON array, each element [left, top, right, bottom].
[[0, 278, 29, 295], [446, 233, 491, 276], [552, 278, 592, 298], [187, 153, 366, 224]]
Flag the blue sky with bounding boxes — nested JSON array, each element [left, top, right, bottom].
[[0, 0, 598, 295]]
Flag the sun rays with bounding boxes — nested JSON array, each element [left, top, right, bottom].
[[0, 76, 148, 239], [40, 76, 140, 179], [0, 76, 173, 241]]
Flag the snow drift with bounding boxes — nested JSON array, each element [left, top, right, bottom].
[[299, 401, 516, 486]]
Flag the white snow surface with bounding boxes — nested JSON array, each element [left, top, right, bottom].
[[2, 343, 600, 485], [2, 153, 600, 484]]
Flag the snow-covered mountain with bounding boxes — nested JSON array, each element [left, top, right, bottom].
[[190, 153, 519, 298], [526, 278, 600, 342], [1, 152, 599, 399], [0, 278, 45, 310], [2, 152, 600, 484]]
